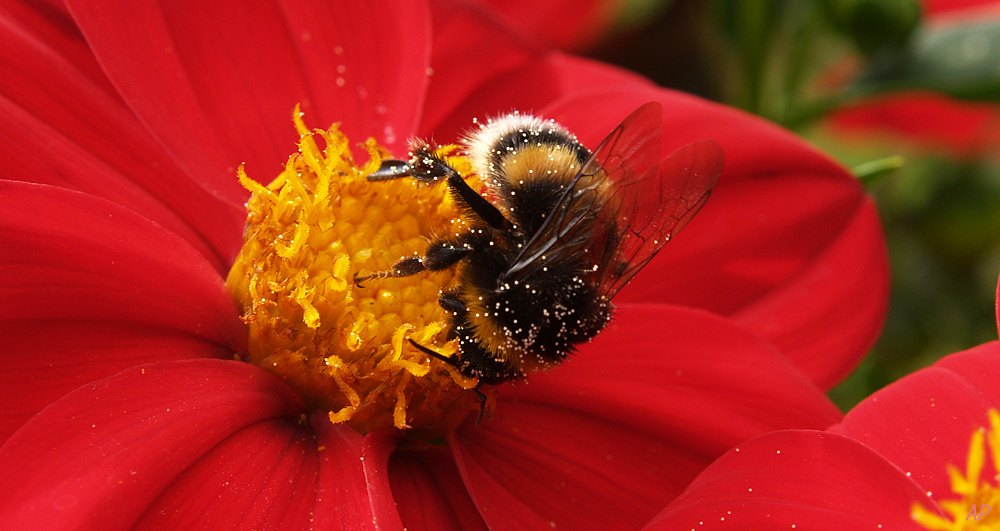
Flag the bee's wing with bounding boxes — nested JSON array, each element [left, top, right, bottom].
[[593, 136, 724, 299], [503, 102, 724, 300]]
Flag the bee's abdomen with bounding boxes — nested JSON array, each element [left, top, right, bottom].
[[466, 265, 611, 375]]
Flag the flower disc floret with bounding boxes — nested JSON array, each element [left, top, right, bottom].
[[226, 108, 479, 435]]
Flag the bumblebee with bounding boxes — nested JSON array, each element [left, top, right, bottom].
[[356, 102, 723, 397]]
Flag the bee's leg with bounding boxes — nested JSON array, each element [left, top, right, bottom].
[[378, 154, 513, 233], [472, 388, 488, 425], [370, 144, 456, 184], [438, 287, 466, 315], [407, 339, 488, 424], [354, 238, 479, 287], [407, 338, 455, 365], [443, 173, 514, 233], [404, 150, 513, 232], [353, 255, 426, 287], [423, 239, 477, 269], [367, 160, 412, 181], [368, 146, 512, 231]]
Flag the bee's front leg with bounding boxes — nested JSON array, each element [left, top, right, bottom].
[[353, 237, 479, 287], [352, 255, 426, 287], [438, 287, 466, 315]]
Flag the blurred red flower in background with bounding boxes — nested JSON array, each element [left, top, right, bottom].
[[0, 0, 888, 529], [829, 0, 1000, 158]]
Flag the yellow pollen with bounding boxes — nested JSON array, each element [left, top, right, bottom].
[[913, 409, 1000, 530], [226, 107, 479, 436]]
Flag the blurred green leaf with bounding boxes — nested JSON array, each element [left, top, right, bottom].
[[821, 0, 920, 56], [615, 0, 673, 30], [856, 19, 1000, 100], [712, 0, 781, 45], [711, 0, 785, 114]]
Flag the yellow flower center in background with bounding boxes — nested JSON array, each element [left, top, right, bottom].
[[913, 409, 1000, 530], [225, 108, 481, 436]]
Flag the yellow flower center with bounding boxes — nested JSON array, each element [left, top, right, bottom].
[[913, 409, 1000, 530], [225, 107, 482, 436]]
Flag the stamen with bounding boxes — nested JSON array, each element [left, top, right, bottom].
[[913, 409, 1000, 530], [225, 107, 480, 436]]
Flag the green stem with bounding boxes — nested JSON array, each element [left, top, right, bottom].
[[738, 0, 770, 115]]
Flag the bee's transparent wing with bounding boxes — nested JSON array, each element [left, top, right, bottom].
[[503, 102, 724, 300], [592, 136, 723, 299]]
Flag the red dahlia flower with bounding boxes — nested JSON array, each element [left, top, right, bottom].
[[644, 278, 1000, 531], [0, 0, 887, 529]]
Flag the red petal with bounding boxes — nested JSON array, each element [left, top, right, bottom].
[[0, 181, 244, 350], [542, 89, 888, 389], [309, 425, 405, 531], [134, 418, 321, 530], [935, 340, 1000, 406], [645, 430, 932, 531], [420, 0, 543, 139], [729, 196, 889, 389], [0, 2, 246, 271], [131, 414, 403, 531], [478, 0, 621, 51], [0, 320, 229, 445], [0, 360, 305, 530], [64, 0, 430, 203], [421, 24, 654, 142], [0, 182, 245, 442], [449, 305, 840, 530], [388, 443, 489, 531], [543, 53, 656, 95], [831, 342, 1000, 501]]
